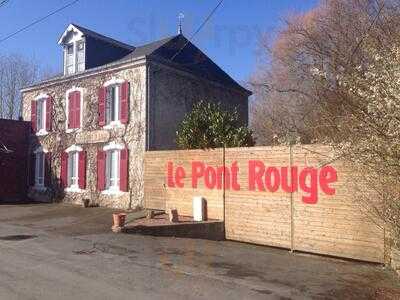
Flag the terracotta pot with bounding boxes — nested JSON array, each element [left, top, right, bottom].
[[113, 213, 127, 227]]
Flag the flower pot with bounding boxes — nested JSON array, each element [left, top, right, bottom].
[[82, 199, 90, 208], [112, 213, 127, 228]]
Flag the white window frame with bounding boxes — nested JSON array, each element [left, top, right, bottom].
[[65, 87, 84, 133], [102, 142, 125, 195], [65, 43, 74, 75], [34, 94, 49, 136], [62, 36, 85, 75], [33, 146, 48, 190], [103, 78, 125, 129], [64, 145, 84, 193]]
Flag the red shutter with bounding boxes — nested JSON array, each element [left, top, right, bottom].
[[97, 150, 106, 191], [120, 148, 128, 192], [75, 91, 81, 128], [120, 81, 129, 124], [46, 97, 53, 132], [30, 153, 36, 186], [31, 101, 37, 133], [98, 87, 106, 126], [45, 152, 52, 187], [68, 92, 75, 129], [78, 151, 86, 189], [61, 152, 68, 188]]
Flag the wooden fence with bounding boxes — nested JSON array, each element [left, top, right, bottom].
[[144, 145, 385, 263]]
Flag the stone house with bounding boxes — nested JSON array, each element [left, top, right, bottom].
[[21, 23, 251, 208]]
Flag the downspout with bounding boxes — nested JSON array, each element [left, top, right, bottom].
[[146, 59, 151, 151]]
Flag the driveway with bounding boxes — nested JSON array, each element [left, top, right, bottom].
[[0, 203, 399, 300]]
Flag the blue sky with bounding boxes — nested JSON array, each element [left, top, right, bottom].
[[0, 0, 317, 82]]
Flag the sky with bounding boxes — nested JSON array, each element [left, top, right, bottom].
[[0, 0, 318, 83]]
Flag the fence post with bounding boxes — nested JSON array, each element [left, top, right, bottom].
[[223, 146, 226, 222], [290, 144, 295, 252]]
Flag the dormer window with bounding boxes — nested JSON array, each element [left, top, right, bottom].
[[64, 40, 85, 75], [59, 25, 86, 75]]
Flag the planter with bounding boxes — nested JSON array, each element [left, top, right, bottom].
[[82, 198, 90, 208], [168, 208, 179, 223], [112, 213, 127, 228]]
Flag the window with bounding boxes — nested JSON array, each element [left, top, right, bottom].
[[36, 98, 45, 132], [106, 85, 120, 124], [76, 41, 85, 72], [35, 152, 45, 187], [61, 145, 86, 191], [32, 95, 52, 135], [97, 143, 128, 193], [64, 41, 85, 75], [98, 80, 129, 127], [66, 44, 74, 75], [106, 150, 120, 190], [68, 151, 79, 188]]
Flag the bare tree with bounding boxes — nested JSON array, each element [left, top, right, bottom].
[[0, 54, 40, 120], [251, 0, 400, 145], [250, 0, 400, 246]]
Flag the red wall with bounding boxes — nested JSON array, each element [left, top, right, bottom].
[[0, 119, 30, 201]]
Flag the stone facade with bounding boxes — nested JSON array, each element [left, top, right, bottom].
[[22, 59, 249, 209], [148, 61, 249, 150], [22, 62, 147, 209]]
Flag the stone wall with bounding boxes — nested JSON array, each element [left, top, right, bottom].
[[148, 61, 249, 150], [22, 63, 147, 209]]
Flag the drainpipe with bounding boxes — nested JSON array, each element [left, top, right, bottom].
[[145, 60, 151, 151]]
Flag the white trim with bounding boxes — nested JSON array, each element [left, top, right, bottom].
[[101, 189, 126, 196], [65, 87, 84, 132], [36, 130, 49, 136], [64, 187, 85, 193], [34, 93, 50, 101], [65, 144, 83, 153], [104, 77, 125, 87], [103, 141, 125, 151], [103, 120, 125, 130], [58, 24, 84, 45]]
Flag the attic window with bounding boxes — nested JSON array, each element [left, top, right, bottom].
[[64, 40, 85, 75]]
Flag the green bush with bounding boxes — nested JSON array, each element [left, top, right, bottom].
[[176, 101, 255, 149]]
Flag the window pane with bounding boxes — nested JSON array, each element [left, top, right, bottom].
[[68, 152, 79, 187], [106, 150, 119, 189], [66, 44, 74, 75], [111, 86, 117, 121], [67, 44, 73, 54], [36, 153, 44, 185], [77, 42, 84, 72], [106, 86, 119, 123], [36, 100, 44, 130]]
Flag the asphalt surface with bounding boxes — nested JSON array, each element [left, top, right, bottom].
[[0, 203, 399, 300]]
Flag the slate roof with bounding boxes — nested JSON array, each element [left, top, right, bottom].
[[23, 24, 250, 95], [70, 23, 135, 51]]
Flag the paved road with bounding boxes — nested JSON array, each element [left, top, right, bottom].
[[0, 203, 399, 300]]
